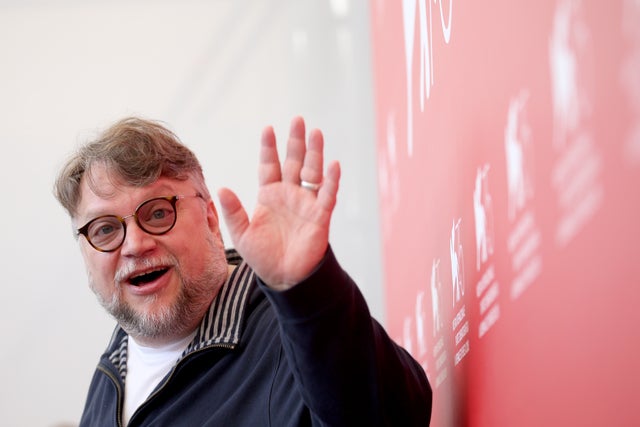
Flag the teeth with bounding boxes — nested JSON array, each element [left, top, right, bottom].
[[129, 267, 168, 286], [132, 267, 165, 280]]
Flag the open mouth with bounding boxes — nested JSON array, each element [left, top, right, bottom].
[[128, 268, 170, 286]]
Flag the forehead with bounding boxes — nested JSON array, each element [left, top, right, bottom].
[[75, 164, 193, 222]]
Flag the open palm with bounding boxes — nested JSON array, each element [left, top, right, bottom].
[[218, 117, 341, 290]]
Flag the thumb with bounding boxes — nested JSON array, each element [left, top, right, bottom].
[[217, 187, 249, 246]]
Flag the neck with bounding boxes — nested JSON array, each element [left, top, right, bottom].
[[129, 325, 198, 348]]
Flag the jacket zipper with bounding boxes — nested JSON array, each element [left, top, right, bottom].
[[97, 365, 125, 427]]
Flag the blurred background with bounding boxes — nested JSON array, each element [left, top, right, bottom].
[[0, 1, 381, 426]]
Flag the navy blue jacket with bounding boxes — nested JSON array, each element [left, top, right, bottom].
[[79, 248, 432, 426]]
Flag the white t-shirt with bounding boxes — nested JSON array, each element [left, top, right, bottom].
[[123, 331, 196, 425]]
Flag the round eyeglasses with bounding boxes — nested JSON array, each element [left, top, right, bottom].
[[77, 194, 204, 252]]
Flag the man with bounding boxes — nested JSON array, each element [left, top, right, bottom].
[[54, 116, 432, 426]]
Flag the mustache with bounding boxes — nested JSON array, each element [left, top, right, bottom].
[[114, 254, 178, 284]]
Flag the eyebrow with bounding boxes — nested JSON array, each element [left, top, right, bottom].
[[78, 184, 179, 225]]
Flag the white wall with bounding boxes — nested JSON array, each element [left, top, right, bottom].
[[0, 1, 382, 426]]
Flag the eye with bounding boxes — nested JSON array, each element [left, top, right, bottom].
[[138, 198, 176, 228], [96, 223, 116, 236], [87, 217, 122, 243], [150, 207, 170, 220]]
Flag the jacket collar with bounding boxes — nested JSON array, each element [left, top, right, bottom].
[[185, 251, 254, 353]]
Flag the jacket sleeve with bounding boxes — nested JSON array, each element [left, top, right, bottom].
[[258, 247, 432, 427]]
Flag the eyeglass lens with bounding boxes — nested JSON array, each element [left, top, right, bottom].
[[85, 197, 177, 251]]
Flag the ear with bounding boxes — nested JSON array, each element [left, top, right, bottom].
[[205, 198, 221, 234]]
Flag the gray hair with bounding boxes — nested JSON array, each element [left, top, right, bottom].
[[54, 117, 210, 217]]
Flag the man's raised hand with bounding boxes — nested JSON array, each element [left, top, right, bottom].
[[218, 116, 340, 290]]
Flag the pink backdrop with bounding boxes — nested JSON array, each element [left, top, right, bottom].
[[370, 1, 640, 425]]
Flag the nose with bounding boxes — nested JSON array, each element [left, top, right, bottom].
[[120, 220, 158, 257]]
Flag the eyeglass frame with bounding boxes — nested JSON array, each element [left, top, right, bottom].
[[76, 193, 204, 252]]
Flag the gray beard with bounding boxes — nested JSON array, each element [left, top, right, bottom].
[[91, 247, 228, 341]]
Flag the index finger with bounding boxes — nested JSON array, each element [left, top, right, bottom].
[[258, 125, 282, 186]]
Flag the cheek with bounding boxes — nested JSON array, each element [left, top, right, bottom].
[[178, 230, 224, 273], [80, 246, 116, 288]]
